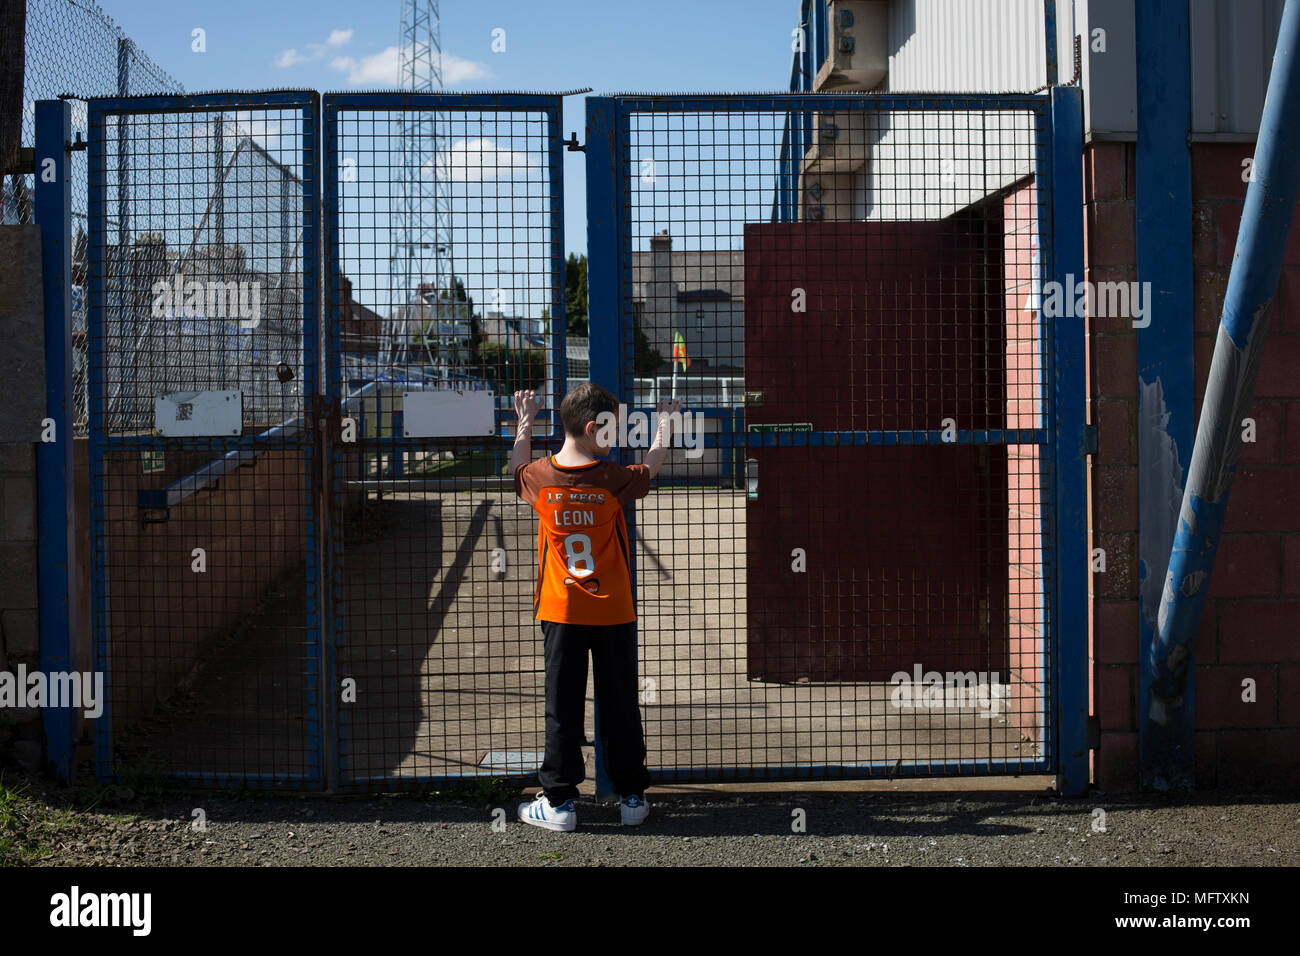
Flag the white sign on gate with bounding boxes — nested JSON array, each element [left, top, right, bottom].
[[155, 390, 243, 437], [402, 389, 496, 438]]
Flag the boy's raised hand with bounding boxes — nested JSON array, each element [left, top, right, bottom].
[[653, 399, 683, 441], [514, 389, 543, 425]]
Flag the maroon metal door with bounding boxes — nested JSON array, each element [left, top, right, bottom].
[[744, 215, 1011, 683]]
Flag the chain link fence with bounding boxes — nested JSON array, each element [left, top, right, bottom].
[[14, 0, 183, 434]]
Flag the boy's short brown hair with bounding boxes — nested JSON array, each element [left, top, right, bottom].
[[560, 382, 619, 438]]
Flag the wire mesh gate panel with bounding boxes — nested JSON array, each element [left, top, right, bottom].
[[323, 93, 566, 790], [87, 91, 322, 786], [590, 93, 1068, 783]]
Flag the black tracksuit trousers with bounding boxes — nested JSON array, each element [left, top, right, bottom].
[[537, 619, 651, 804]]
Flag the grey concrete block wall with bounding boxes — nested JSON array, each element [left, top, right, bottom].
[[0, 226, 47, 766], [0, 226, 46, 441]]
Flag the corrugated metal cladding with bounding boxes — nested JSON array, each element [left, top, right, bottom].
[[878, 0, 1283, 138], [1081, 0, 1284, 137], [887, 0, 1046, 93], [1190, 0, 1285, 135]]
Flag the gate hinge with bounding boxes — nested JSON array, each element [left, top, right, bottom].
[[563, 132, 585, 152], [1082, 424, 1098, 455], [1087, 714, 1101, 750]]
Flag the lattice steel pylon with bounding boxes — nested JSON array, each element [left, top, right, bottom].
[[387, 0, 453, 372]]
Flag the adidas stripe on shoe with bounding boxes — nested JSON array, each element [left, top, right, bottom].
[[517, 793, 577, 831]]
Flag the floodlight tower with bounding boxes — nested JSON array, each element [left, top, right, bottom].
[[387, 0, 453, 371]]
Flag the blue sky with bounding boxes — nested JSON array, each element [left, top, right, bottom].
[[102, 0, 803, 261]]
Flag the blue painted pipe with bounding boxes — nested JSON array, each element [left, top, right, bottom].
[[1151, 0, 1300, 713]]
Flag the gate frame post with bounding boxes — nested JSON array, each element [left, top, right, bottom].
[[585, 96, 627, 802], [308, 91, 333, 793], [1049, 84, 1090, 796], [548, 100, 569, 415], [34, 98, 79, 785], [85, 97, 111, 782]]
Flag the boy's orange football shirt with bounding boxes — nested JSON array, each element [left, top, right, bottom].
[[515, 455, 651, 625]]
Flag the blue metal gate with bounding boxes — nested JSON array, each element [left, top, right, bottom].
[[79, 87, 1083, 793], [82, 90, 570, 791], [585, 90, 1087, 793]]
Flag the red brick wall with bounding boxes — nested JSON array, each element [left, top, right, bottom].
[[1088, 141, 1300, 790], [1085, 142, 1140, 788], [1190, 143, 1300, 788], [92, 446, 313, 732]]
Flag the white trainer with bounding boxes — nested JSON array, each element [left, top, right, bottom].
[[620, 793, 650, 825], [517, 793, 577, 831]]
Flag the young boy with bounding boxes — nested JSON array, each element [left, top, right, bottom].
[[511, 383, 681, 831]]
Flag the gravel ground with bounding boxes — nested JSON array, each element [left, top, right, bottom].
[[13, 775, 1300, 867]]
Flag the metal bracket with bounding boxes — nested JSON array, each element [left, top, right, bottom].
[[1083, 423, 1098, 455], [564, 132, 585, 152]]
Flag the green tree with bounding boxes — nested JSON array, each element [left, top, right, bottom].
[[441, 276, 473, 311], [632, 302, 663, 376], [469, 313, 483, 356], [478, 343, 547, 392], [565, 252, 588, 337]]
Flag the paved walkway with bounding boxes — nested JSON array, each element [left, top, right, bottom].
[[127, 488, 1042, 789]]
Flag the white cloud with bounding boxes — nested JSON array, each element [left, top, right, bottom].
[[275, 48, 311, 68], [329, 46, 490, 86], [430, 139, 536, 182], [330, 46, 402, 85], [275, 28, 354, 68], [440, 53, 490, 85]]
